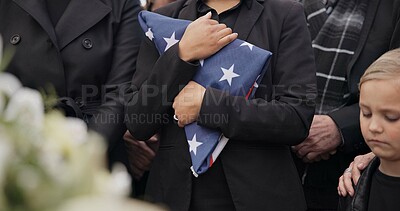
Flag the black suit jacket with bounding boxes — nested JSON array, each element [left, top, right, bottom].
[[125, 0, 316, 210], [0, 0, 142, 146]]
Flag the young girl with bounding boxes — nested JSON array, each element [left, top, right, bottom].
[[338, 49, 400, 211]]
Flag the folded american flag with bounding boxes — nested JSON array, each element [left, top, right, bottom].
[[138, 11, 272, 177]]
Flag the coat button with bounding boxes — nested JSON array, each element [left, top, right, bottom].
[[10, 34, 21, 45], [82, 38, 93, 49]]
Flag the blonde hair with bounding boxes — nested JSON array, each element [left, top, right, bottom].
[[359, 48, 400, 89]]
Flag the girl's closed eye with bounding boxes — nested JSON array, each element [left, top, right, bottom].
[[361, 110, 372, 118], [385, 114, 400, 122]]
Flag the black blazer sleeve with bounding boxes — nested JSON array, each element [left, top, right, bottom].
[[88, 0, 142, 146], [125, 38, 199, 140], [328, 104, 365, 153], [197, 2, 316, 145]]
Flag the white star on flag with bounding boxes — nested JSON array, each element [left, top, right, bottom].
[[163, 31, 179, 52], [219, 64, 240, 86], [145, 28, 154, 41], [188, 134, 203, 155], [199, 59, 204, 67], [240, 41, 254, 50]]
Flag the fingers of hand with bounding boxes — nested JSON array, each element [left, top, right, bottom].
[[131, 154, 148, 170], [303, 152, 326, 163], [123, 130, 139, 142], [181, 19, 236, 60], [173, 84, 197, 108], [130, 165, 145, 180], [125, 138, 141, 147], [178, 120, 185, 128], [147, 133, 160, 142], [212, 23, 228, 32], [137, 141, 156, 158], [198, 11, 212, 20], [217, 32, 238, 47], [123, 130, 132, 140], [344, 167, 352, 174], [366, 152, 376, 162], [343, 169, 354, 196], [126, 141, 155, 169], [352, 168, 361, 186], [296, 145, 311, 158], [176, 114, 197, 127], [292, 144, 303, 152], [337, 162, 354, 196], [124, 133, 158, 180], [355, 152, 375, 170], [338, 175, 347, 197], [172, 82, 204, 127], [354, 156, 366, 170], [205, 24, 236, 51], [306, 152, 319, 161], [293, 135, 316, 156]]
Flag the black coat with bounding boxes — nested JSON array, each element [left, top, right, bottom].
[[125, 0, 317, 210], [0, 0, 142, 146], [338, 158, 380, 211]]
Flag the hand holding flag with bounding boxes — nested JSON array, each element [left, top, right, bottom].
[[179, 12, 238, 62]]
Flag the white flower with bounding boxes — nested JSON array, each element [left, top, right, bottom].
[[64, 117, 88, 145], [0, 94, 5, 114], [3, 87, 44, 130], [0, 62, 144, 210], [40, 112, 86, 181], [108, 163, 131, 197], [0, 134, 12, 186], [42, 112, 89, 156], [0, 72, 22, 97]]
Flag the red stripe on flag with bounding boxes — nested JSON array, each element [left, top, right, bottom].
[[245, 85, 255, 99]]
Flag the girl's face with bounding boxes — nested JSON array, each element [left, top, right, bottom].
[[360, 79, 400, 162]]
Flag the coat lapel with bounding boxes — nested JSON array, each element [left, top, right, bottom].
[[233, 0, 263, 40], [55, 0, 111, 50], [13, 0, 58, 48], [348, 0, 380, 74]]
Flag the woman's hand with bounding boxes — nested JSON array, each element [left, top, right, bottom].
[[172, 81, 206, 127], [179, 12, 238, 62], [337, 152, 375, 197], [124, 131, 160, 180]]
